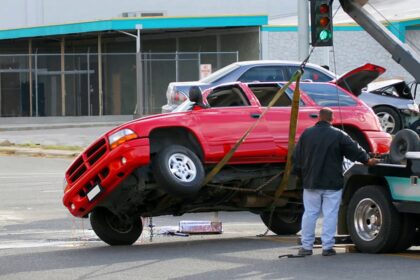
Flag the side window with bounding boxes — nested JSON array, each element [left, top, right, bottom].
[[238, 66, 287, 82], [248, 84, 304, 107], [289, 66, 332, 82], [206, 86, 250, 107], [300, 84, 357, 106]]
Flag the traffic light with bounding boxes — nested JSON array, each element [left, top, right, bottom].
[[310, 0, 333, 47]]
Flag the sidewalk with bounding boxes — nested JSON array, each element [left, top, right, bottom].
[[0, 122, 122, 158]]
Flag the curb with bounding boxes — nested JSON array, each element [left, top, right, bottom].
[[0, 147, 80, 159]]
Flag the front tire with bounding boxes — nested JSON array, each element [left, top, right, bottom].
[[347, 185, 401, 253], [90, 208, 143, 246], [152, 145, 204, 197], [260, 210, 302, 235]]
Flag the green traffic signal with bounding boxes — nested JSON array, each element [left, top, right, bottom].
[[310, 0, 333, 46], [319, 30, 332, 41]]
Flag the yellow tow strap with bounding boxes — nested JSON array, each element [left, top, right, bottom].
[[202, 70, 303, 187], [273, 72, 301, 200]]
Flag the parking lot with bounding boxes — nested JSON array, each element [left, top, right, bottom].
[[1, 155, 420, 280]]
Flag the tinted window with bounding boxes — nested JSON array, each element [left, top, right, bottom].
[[300, 84, 357, 106], [206, 86, 250, 107], [289, 66, 332, 82], [249, 84, 304, 107], [239, 66, 287, 82]]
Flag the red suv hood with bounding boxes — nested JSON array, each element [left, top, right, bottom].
[[333, 63, 386, 96]]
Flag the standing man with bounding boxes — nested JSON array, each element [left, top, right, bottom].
[[292, 107, 378, 256]]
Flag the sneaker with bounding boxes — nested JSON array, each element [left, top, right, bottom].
[[297, 248, 313, 256], [322, 248, 336, 256]]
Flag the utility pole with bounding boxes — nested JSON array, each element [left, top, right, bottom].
[[135, 24, 144, 118], [298, 0, 310, 60], [117, 25, 144, 118]]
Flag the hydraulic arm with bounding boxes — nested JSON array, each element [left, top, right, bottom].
[[339, 0, 420, 81]]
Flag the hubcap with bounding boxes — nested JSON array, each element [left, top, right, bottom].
[[105, 213, 133, 233], [168, 153, 197, 182], [354, 198, 383, 241], [377, 112, 396, 133]]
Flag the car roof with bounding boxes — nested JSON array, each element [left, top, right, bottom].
[[233, 60, 330, 71]]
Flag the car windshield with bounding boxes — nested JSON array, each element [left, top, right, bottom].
[[199, 63, 240, 83], [300, 83, 357, 107]]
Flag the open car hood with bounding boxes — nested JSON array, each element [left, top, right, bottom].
[[367, 79, 414, 99], [333, 63, 386, 96]]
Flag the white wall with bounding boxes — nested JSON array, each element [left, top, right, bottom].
[[264, 30, 417, 81], [0, 0, 292, 29]]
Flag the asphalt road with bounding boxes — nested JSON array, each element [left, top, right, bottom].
[[1, 156, 420, 280]]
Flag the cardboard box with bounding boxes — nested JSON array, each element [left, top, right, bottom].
[[179, 220, 223, 234]]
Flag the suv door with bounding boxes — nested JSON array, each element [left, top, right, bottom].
[[193, 84, 276, 163], [247, 83, 319, 160]]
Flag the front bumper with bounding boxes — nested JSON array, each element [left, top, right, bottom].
[[63, 138, 150, 217], [364, 131, 392, 154]]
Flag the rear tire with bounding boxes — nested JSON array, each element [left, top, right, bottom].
[[260, 210, 302, 235], [347, 185, 401, 253], [90, 208, 143, 246], [391, 213, 416, 252]]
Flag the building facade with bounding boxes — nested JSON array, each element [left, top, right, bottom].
[[0, 1, 418, 119]]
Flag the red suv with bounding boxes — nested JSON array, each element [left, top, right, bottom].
[[63, 81, 391, 246]]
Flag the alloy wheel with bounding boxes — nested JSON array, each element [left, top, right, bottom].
[[168, 153, 197, 182], [377, 112, 396, 133], [354, 198, 383, 241]]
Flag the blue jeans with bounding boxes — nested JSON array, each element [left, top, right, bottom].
[[301, 189, 343, 250]]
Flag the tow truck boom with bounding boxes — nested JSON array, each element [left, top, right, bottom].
[[339, 0, 420, 81]]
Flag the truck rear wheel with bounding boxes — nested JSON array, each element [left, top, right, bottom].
[[391, 213, 416, 252], [260, 210, 302, 235], [90, 208, 143, 246], [347, 185, 401, 253]]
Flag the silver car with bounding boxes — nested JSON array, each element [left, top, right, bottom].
[[363, 79, 419, 134], [162, 60, 419, 134]]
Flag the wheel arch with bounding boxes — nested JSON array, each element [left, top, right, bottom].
[[149, 127, 205, 161], [334, 124, 372, 153]]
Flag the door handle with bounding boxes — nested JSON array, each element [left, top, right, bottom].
[[309, 113, 318, 119], [250, 113, 261, 119]]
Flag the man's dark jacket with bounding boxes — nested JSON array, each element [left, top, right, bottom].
[[292, 121, 369, 190]]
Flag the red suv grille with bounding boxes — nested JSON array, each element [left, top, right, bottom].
[[67, 138, 108, 183]]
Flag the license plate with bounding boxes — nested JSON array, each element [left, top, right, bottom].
[[87, 184, 102, 202]]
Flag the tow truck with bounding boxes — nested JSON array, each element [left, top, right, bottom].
[[336, 0, 420, 253]]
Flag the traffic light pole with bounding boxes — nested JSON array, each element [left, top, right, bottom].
[[298, 0, 310, 60]]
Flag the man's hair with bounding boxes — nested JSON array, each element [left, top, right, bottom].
[[319, 107, 333, 122]]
